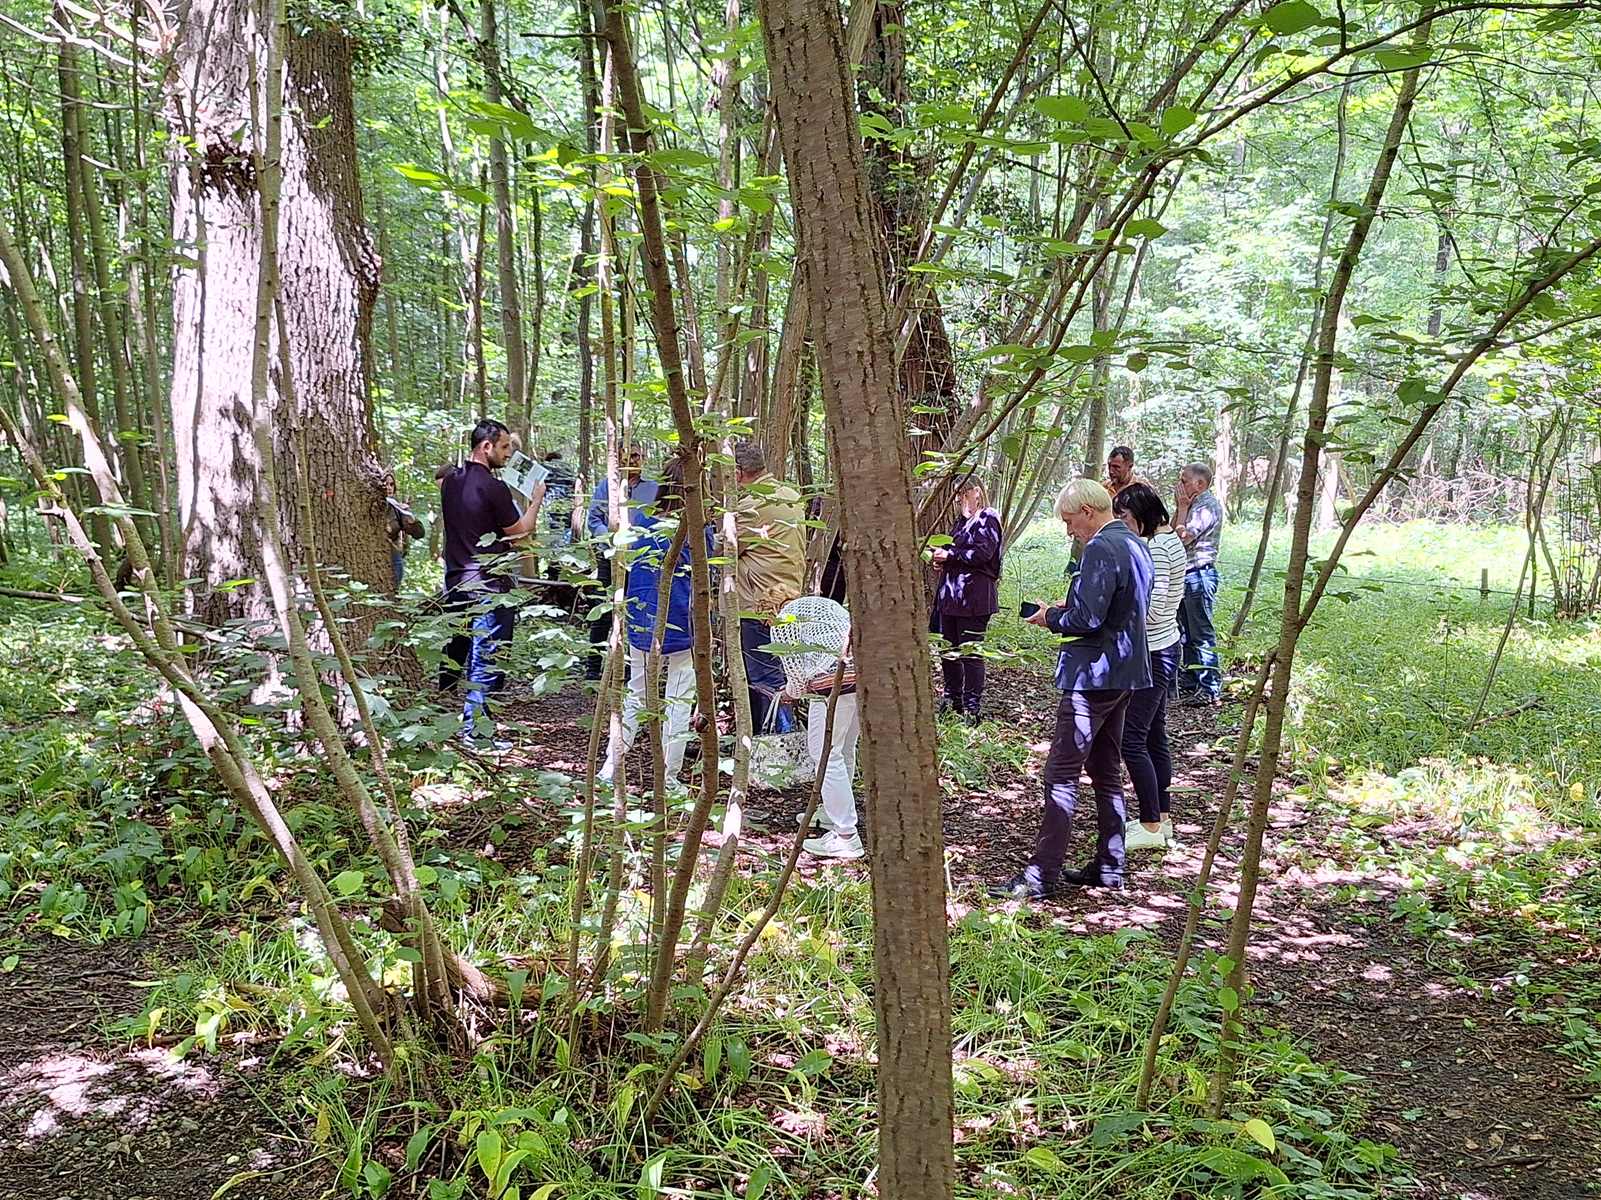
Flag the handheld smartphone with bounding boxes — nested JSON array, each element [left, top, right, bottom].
[[1019, 601, 1042, 620]]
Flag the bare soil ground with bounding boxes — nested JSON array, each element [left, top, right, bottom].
[[0, 936, 334, 1200]]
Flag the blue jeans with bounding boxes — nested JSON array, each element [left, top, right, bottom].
[[1178, 566, 1220, 699], [392, 551, 405, 591], [462, 604, 516, 730]]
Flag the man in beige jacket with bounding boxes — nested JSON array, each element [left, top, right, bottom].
[[732, 441, 806, 733]]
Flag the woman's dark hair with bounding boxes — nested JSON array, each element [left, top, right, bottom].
[[653, 455, 687, 515], [1112, 481, 1169, 538]]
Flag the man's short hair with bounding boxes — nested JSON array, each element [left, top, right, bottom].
[[1109, 445, 1134, 463], [470, 419, 511, 450], [1054, 477, 1113, 519], [1182, 462, 1214, 487], [733, 440, 766, 476]]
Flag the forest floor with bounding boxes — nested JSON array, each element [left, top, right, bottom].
[[1, 663, 1596, 1199], [0, 933, 334, 1200], [4, 512, 1600, 1200], [499, 668, 1601, 1200]]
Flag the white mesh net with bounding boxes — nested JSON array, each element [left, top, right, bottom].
[[770, 596, 852, 696]]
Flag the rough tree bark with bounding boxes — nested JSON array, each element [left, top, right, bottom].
[[167, 2, 391, 631], [758, 0, 956, 1194]]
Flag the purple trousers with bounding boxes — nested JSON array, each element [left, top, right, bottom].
[[1025, 688, 1131, 889]]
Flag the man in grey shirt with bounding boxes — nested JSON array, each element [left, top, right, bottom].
[[1173, 463, 1223, 704]]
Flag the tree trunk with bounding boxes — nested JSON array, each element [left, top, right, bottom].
[[168, 3, 391, 631], [758, 1, 955, 1195], [481, 0, 527, 437]]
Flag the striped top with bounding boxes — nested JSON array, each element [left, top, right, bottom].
[[1145, 531, 1187, 653]]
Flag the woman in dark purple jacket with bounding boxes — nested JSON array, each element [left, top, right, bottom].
[[930, 476, 1003, 724]]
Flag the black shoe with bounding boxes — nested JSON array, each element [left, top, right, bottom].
[[938, 699, 954, 719], [1178, 692, 1220, 708], [987, 872, 1049, 901], [963, 709, 983, 728], [1060, 864, 1124, 890]]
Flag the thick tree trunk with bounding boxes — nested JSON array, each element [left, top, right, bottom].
[[168, 5, 390, 631], [758, 0, 955, 1195]]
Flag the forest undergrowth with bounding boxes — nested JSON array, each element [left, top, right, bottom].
[[1, 520, 1597, 1199]]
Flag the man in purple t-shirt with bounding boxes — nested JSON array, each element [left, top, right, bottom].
[[440, 419, 547, 743]]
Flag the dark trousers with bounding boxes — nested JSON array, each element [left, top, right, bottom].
[[1178, 565, 1221, 698], [586, 555, 614, 680], [1026, 689, 1131, 888], [938, 612, 991, 716], [1122, 643, 1178, 825], [740, 617, 793, 734]]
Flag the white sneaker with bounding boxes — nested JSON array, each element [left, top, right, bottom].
[[1160, 818, 1178, 845], [1123, 822, 1170, 852], [803, 829, 865, 860], [797, 809, 836, 832]]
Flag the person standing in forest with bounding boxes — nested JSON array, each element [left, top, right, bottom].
[[1113, 483, 1187, 850], [731, 441, 806, 734], [440, 419, 548, 745], [383, 475, 425, 592], [1104, 446, 1145, 498], [583, 448, 656, 680], [1173, 462, 1224, 705], [930, 475, 1002, 725], [991, 479, 1152, 899], [598, 457, 712, 788]]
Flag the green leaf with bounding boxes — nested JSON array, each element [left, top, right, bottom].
[[636, 1153, 666, 1199], [507, 968, 529, 1009], [1372, 48, 1430, 71], [649, 148, 715, 170], [331, 869, 365, 897], [703, 1036, 722, 1082], [404, 1125, 436, 1173], [1021, 1146, 1064, 1171], [340, 1143, 363, 1194], [793, 1049, 833, 1077], [613, 1082, 637, 1129], [1241, 1118, 1277, 1154], [1261, 0, 1322, 35], [744, 1165, 771, 1200], [394, 163, 449, 187], [476, 1129, 503, 1184], [363, 1160, 393, 1198], [1218, 985, 1239, 1012], [1090, 1112, 1145, 1147], [0, 954, 18, 973], [1160, 106, 1197, 137], [1126, 217, 1168, 239], [1034, 94, 1089, 123], [1126, 352, 1149, 373]]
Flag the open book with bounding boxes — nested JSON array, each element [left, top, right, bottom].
[[500, 451, 549, 501]]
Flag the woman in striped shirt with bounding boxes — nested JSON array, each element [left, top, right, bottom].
[[1113, 483, 1188, 850]]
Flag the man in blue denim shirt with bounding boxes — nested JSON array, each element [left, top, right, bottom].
[[991, 479, 1152, 900], [1173, 463, 1223, 704]]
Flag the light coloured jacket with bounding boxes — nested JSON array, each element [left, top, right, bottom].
[[733, 472, 806, 618]]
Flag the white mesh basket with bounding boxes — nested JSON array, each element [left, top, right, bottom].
[[769, 596, 851, 697]]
